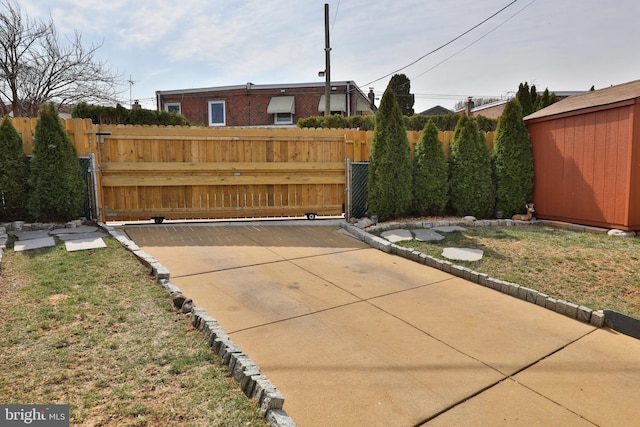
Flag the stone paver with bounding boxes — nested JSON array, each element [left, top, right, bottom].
[[65, 237, 107, 252], [412, 228, 445, 241], [13, 236, 56, 251], [432, 225, 467, 233], [442, 247, 484, 261], [50, 226, 100, 235], [56, 231, 106, 242], [12, 230, 51, 240], [380, 228, 413, 242]]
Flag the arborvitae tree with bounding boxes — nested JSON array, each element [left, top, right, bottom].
[[449, 115, 494, 218], [367, 87, 413, 221], [0, 117, 29, 220], [388, 73, 415, 116], [516, 82, 534, 116], [516, 82, 559, 116], [29, 104, 85, 221], [492, 99, 534, 217], [412, 119, 448, 216]]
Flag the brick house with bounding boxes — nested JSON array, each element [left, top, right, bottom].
[[155, 81, 376, 127]]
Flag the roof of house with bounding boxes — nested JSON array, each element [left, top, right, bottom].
[[524, 80, 640, 121], [419, 105, 454, 116], [156, 81, 365, 96]]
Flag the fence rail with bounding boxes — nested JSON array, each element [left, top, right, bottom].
[[12, 118, 494, 222]]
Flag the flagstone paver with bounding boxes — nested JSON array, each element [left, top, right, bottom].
[[442, 247, 484, 261], [13, 236, 56, 251]]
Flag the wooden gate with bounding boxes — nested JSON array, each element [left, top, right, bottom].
[[96, 126, 347, 222]]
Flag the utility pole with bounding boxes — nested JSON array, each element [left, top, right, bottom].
[[324, 3, 331, 117]]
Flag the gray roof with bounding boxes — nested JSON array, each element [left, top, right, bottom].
[[156, 81, 362, 96], [524, 79, 640, 121]]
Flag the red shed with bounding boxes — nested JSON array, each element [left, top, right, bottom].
[[524, 80, 640, 230]]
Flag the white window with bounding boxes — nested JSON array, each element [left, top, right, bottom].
[[208, 100, 226, 126], [164, 103, 181, 114], [275, 112, 293, 125]]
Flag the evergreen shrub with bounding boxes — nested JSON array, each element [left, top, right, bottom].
[[29, 105, 85, 222], [449, 115, 494, 218], [0, 117, 29, 220], [367, 87, 413, 221], [412, 120, 448, 216], [492, 99, 534, 217]]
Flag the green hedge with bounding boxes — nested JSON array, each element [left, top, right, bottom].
[[72, 102, 191, 126], [299, 113, 496, 132]]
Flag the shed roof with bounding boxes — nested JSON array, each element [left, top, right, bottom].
[[524, 79, 640, 121]]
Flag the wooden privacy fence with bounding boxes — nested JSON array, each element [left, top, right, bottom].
[[12, 118, 494, 222]]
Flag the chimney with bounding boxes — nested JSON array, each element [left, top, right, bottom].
[[465, 97, 474, 116], [368, 88, 375, 109]]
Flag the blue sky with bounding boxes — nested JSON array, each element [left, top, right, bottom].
[[19, 0, 640, 112]]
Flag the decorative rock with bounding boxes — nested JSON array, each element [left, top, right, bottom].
[[463, 216, 477, 221], [545, 297, 557, 311], [180, 298, 194, 313], [442, 247, 483, 261], [152, 264, 170, 281], [266, 409, 298, 427], [260, 388, 285, 415], [535, 292, 549, 307], [607, 229, 636, 237], [356, 217, 374, 229], [172, 293, 186, 309], [590, 310, 605, 327], [577, 305, 593, 323], [380, 229, 413, 242]]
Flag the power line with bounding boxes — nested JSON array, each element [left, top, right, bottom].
[[331, 0, 340, 33], [361, 0, 519, 88], [410, 0, 537, 82]]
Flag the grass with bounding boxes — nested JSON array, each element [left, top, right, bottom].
[[395, 224, 640, 319], [0, 237, 268, 427]]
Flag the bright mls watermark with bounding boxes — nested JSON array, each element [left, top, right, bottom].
[[1, 405, 69, 426]]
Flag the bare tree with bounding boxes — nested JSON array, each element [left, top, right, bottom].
[[0, 0, 121, 117]]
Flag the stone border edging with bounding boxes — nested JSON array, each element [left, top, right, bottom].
[[98, 222, 298, 427], [340, 220, 607, 329]]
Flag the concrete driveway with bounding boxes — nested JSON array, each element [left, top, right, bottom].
[[122, 220, 640, 427]]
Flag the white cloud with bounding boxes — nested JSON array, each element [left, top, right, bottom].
[[10, 0, 640, 111]]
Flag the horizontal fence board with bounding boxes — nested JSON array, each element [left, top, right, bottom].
[[103, 205, 343, 221], [101, 174, 345, 187], [103, 161, 345, 172]]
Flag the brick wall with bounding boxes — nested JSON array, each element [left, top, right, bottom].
[[159, 84, 372, 126]]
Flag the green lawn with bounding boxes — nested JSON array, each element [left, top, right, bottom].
[[395, 225, 640, 318], [0, 238, 268, 427]]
